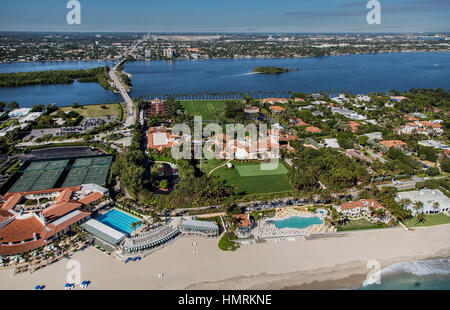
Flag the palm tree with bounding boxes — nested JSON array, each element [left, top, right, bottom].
[[416, 212, 426, 224], [412, 201, 424, 215], [432, 201, 440, 213]]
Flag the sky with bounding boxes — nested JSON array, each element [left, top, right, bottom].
[[0, 0, 449, 33]]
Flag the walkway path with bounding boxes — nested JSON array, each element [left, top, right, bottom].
[[207, 159, 232, 177]]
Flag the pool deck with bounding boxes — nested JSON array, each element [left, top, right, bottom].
[[96, 208, 142, 236], [256, 207, 336, 239]]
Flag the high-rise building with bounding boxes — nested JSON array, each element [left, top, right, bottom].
[[162, 47, 175, 59], [145, 49, 152, 58]]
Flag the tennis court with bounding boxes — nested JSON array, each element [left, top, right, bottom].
[[24, 159, 69, 172], [234, 162, 288, 177], [9, 169, 65, 193], [62, 155, 113, 187], [7, 155, 113, 193]]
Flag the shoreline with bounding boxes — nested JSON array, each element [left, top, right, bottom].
[[1, 50, 449, 66], [0, 223, 449, 290], [187, 250, 450, 290]]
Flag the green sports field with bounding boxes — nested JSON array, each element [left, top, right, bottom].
[[203, 159, 292, 195], [235, 162, 288, 177], [182, 100, 226, 120]]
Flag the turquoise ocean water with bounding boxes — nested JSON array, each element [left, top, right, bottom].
[[360, 258, 450, 290]]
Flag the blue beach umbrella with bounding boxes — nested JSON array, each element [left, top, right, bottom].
[[34, 285, 40, 290], [65, 283, 71, 288]]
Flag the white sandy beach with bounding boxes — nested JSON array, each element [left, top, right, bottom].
[[0, 224, 449, 290]]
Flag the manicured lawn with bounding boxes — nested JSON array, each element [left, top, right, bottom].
[[235, 162, 288, 177], [182, 100, 226, 120], [54, 103, 125, 118], [337, 218, 389, 232], [211, 160, 292, 195], [403, 213, 450, 227]]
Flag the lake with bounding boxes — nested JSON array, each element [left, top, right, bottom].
[[0, 52, 448, 107]]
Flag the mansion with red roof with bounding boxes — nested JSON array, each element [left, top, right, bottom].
[[210, 130, 297, 160], [0, 184, 108, 256], [336, 199, 391, 223]]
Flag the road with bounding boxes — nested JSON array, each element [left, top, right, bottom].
[[108, 39, 143, 145], [376, 175, 447, 190]]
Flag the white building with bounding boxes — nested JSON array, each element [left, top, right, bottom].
[[163, 47, 175, 59], [323, 138, 340, 149], [8, 108, 31, 118], [396, 189, 450, 215]]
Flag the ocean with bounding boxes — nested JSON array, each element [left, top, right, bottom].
[[360, 257, 450, 290]]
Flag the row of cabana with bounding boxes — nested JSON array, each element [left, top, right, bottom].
[[122, 228, 181, 254]]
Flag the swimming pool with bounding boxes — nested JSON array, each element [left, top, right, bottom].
[[96, 209, 141, 235], [274, 216, 323, 229]]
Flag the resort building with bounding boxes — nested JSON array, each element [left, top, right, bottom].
[[122, 225, 181, 254], [211, 132, 282, 160], [179, 219, 219, 238], [262, 98, 288, 104], [396, 189, 450, 215], [145, 99, 168, 118], [336, 199, 385, 218], [147, 126, 179, 151], [81, 219, 126, 247], [0, 185, 108, 256], [233, 214, 254, 238]]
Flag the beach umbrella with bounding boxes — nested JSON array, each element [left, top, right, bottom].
[[34, 285, 41, 290], [65, 283, 71, 290]]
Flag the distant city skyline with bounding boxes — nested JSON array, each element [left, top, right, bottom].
[[0, 0, 449, 33]]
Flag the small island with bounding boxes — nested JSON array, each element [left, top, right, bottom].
[[253, 66, 293, 74]]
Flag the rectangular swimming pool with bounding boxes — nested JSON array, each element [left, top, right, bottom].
[[274, 216, 323, 229], [96, 209, 141, 235]]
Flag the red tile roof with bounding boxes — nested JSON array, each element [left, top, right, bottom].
[[380, 140, 407, 148], [341, 199, 383, 211], [43, 201, 82, 221], [269, 106, 285, 112], [0, 216, 43, 244], [78, 192, 103, 205], [233, 214, 252, 227], [306, 126, 321, 133], [1, 193, 22, 210], [0, 239, 46, 256]]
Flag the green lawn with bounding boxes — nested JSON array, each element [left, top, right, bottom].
[[54, 103, 126, 118], [209, 160, 292, 195], [337, 219, 389, 232], [403, 213, 450, 227], [182, 100, 226, 120], [235, 162, 288, 177]]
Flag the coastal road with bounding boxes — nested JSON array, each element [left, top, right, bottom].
[[376, 175, 447, 190], [108, 39, 143, 144]]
